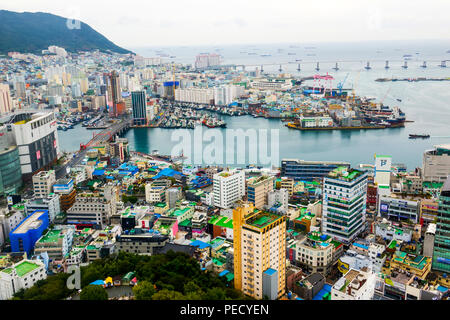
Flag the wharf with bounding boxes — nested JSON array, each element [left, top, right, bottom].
[[286, 123, 405, 131]]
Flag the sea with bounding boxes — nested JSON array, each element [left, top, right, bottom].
[[58, 40, 450, 170]]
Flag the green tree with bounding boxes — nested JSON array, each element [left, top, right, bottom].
[[80, 285, 108, 300], [133, 281, 156, 300], [152, 289, 185, 300], [202, 287, 227, 300]]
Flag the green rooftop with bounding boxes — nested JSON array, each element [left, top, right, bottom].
[[245, 211, 283, 229], [209, 216, 234, 229], [14, 261, 41, 277], [38, 229, 64, 243]]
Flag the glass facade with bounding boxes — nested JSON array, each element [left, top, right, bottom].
[[0, 146, 22, 197], [432, 178, 450, 272]]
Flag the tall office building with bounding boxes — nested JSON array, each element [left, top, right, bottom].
[[233, 203, 286, 299], [8, 112, 59, 179], [0, 83, 13, 114], [131, 91, 147, 125], [104, 71, 122, 117], [247, 175, 274, 209], [0, 126, 22, 197], [213, 170, 245, 209], [423, 145, 450, 183], [281, 159, 350, 181], [432, 176, 450, 272], [322, 167, 368, 244]]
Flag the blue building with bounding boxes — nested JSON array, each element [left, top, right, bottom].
[[281, 159, 350, 181], [9, 210, 49, 255]]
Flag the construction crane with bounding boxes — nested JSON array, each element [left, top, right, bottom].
[[172, 62, 176, 100], [380, 87, 392, 105], [337, 73, 349, 96], [348, 71, 361, 104]]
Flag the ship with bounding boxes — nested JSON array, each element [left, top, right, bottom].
[[202, 117, 226, 128], [409, 134, 430, 139]]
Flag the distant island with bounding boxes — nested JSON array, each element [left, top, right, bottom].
[[0, 10, 132, 55]]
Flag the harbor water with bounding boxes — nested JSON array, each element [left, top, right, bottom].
[[59, 40, 450, 169]]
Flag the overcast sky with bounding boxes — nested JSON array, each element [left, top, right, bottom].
[[2, 0, 450, 49]]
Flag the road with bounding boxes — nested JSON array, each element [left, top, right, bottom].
[[55, 119, 131, 180]]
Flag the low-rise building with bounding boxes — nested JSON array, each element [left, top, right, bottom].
[[331, 268, 376, 300], [0, 259, 47, 300]]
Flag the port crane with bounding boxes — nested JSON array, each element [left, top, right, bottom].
[[337, 73, 349, 96]]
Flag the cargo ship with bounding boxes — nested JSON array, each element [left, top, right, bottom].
[[409, 134, 430, 139]]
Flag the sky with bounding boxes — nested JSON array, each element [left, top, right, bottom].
[[1, 0, 450, 50]]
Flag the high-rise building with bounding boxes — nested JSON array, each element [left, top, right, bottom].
[[213, 170, 245, 209], [233, 203, 286, 299], [322, 167, 368, 244], [281, 159, 350, 181], [0, 126, 22, 197], [195, 53, 221, 69], [423, 145, 450, 183], [247, 175, 274, 209], [8, 112, 59, 179], [0, 83, 13, 114], [432, 176, 450, 272], [131, 91, 147, 125], [104, 71, 122, 117]]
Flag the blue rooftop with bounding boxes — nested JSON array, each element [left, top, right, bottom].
[[190, 240, 211, 250], [219, 270, 230, 277], [264, 268, 277, 276], [152, 168, 183, 180], [353, 242, 369, 250]]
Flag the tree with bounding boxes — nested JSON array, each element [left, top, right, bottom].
[[80, 285, 108, 300], [133, 281, 156, 300], [152, 289, 185, 300]]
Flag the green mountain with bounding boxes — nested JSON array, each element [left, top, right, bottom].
[[0, 10, 132, 55]]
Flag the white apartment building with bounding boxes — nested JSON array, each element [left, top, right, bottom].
[[195, 53, 220, 69], [213, 170, 245, 209], [331, 268, 376, 300], [0, 207, 26, 244], [322, 167, 368, 244], [250, 79, 293, 91], [174, 87, 214, 104], [422, 144, 450, 182], [145, 184, 166, 204], [32, 170, 56, 198], [213, 85, 244, 106], [0, 259, 47, 300]]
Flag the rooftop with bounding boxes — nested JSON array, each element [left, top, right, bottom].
[[327, 166, 364, 182], [245, 210, 283, 229], [2, 260, 41, 277]]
